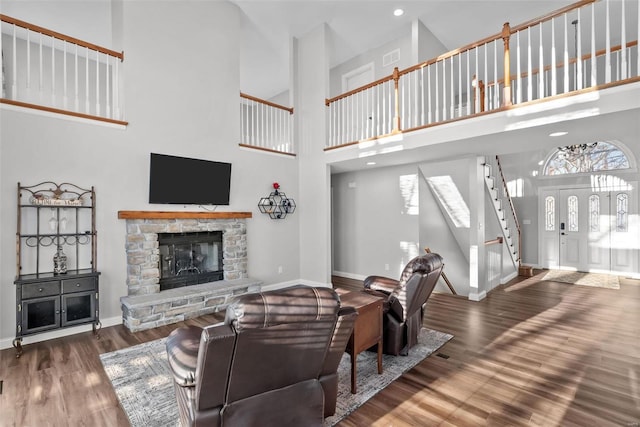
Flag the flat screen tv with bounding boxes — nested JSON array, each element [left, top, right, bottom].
[[149, 153, 231, 205]]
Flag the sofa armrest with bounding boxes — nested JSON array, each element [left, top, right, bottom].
[[322, 306, 357, 375], [363, 275, 399, 294], [166, 325, 203, 387]]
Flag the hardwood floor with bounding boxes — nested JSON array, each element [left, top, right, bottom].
[[1, 273, 639, 426]]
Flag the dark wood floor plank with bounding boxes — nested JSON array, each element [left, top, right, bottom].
[[1, 275, 639, 426]]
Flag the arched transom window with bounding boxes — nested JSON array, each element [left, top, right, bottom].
[[544, 141, 630, 176]]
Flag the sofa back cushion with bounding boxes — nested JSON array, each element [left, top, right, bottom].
[[223, 286, 339, 403]]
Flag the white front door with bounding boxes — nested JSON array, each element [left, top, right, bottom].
[[558, 188, 611, 272], [540, 186, 637, 274]]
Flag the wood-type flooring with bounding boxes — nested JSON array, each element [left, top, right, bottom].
[[1, 272, 639, 426]]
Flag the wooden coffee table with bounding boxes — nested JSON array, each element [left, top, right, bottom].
[[339, 291, 384, 393]]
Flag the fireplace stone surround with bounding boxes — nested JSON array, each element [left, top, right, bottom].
[[117, 211, 261, 332]]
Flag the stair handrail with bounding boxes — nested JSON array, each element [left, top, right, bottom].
[[495, 155, 521, 267]]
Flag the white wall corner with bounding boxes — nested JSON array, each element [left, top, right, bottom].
[[468, 290, 487, 302], [500, 270, 519, 284]]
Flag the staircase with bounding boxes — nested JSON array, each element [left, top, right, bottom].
[[483, 156, 521, 271]]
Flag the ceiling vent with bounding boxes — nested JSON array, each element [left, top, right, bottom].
[[382, 49, 400, 67]]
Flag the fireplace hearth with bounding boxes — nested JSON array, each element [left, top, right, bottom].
[[158, 231, 224, 291], [118, 211, 260, 332]]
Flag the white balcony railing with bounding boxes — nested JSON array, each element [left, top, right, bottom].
[[239, 92, 295, 155], [326, 0, 640, 149], [1, 14, 126, 125]]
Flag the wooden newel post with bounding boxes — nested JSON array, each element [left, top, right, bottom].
[[472, 74, 485, 113], [501, 22, 512, 106], [392, 67, 401, 133]]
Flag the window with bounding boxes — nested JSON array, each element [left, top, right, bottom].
[[589, 195, 600, 232], [568, 195, 578, 231], [544, 141, 630, 176], [616, 193, 628, 232], [545, 196, 555, 231]]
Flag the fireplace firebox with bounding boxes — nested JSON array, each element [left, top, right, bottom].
[[158, 231, 223, 291]]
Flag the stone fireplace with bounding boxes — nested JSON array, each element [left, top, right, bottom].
[[118, 211, 261, 331]]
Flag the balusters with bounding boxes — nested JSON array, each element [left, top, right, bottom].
[[539, 24, 545, 98], [321, 0, 638, 149], [457, 55, 462, 118], [63, 40, 68, 110], [527, 27, 533, 101], [1, 15, 124, 121], [466, 50, 471, 116], [106, 55, 111, 118], [449, 56, 454, 120], [620, 0, 627, 80], [591, 3, 597, 86], [95, 50, 100, 116], [563, 15, 569, 94], [493, 40, 498, 108], [427, 64, 432, 123], [51, 36, 56, 106], [551, 18, 557, 96], [74, 45, 79, 111], [26, 30, 31, 101], [12, 23, 17, 100], [516, 30, 522, 104], [435, 60, 439, 122], [576, 10, 583, 91]]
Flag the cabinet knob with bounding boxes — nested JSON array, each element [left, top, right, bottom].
[[38, 288, 43, 292], [76, 283, 81, 287]]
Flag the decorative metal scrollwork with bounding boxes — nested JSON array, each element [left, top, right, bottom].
[[258, 182, 296, 219], [25, 234, 91, 247]]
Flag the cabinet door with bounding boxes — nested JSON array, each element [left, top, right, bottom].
[[22, 296, 61, 334], [61, 291, 96, 327]]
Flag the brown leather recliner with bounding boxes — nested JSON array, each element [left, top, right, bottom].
[[165, 285, 356, 427], [363, 252, 444, 356]]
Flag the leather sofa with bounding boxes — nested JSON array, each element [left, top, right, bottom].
[[165, 285, 356, 426], [363, 252, 444, 356]]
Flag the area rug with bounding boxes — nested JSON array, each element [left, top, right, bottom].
[[541, 269, 620, 289], [100, 328, 453, 427]]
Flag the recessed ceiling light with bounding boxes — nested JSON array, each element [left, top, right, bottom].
[[549, 131, 568, 137], [366, 161, 376, 166], [393, 8, 404, 17]]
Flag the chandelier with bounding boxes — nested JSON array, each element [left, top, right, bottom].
[[558, 142, 598, 155]]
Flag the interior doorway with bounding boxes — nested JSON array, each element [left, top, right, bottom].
[[539, 185, 637, 275]]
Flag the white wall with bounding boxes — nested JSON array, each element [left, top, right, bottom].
[[329, 31, 412, 98], [332, 164, 421, 280], [0, 0, 301, 347]]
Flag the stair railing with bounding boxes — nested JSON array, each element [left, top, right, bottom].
[[0, 14, 126, 125], [325, 0, 639, 150], [239, 92, 295, 155], [494, 155, 521, 267]]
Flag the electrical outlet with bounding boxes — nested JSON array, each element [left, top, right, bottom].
[[278, 266, 283, 274], [384, 264, 389, 271]]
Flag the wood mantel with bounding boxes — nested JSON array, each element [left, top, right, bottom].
[[117, 210, 252, 220]]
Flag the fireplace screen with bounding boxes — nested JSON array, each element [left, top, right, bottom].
[[158, 231, 223, 291]]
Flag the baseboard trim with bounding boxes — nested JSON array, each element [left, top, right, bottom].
[[0, 315, 122, 350], [332, 270, 367, 281], [468, 290, 487, 302], [501, 270, 519, 284]]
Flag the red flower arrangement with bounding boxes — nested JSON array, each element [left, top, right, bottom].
[[273, 182, 280, 190]]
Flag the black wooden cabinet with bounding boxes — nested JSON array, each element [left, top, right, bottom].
[[13, 182, 100, 357]]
